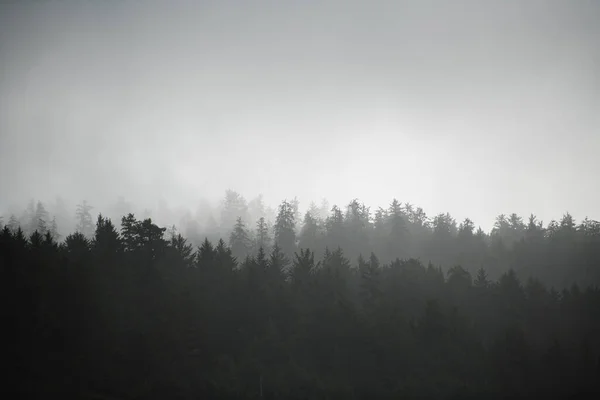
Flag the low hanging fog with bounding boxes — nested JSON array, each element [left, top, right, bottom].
[[4, 1, 600, 399], [1, 0, 598, 232]]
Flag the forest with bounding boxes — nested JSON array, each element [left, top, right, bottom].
[[3, 192, 600, 399]]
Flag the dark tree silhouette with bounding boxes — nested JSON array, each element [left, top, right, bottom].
[[3, 197, 600, 399]]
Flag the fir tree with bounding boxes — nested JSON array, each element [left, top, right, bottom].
[[229, 217, 251, 261], [254, 216, 271, 254], [75, 200, 94, 238], [274, 200, 297, 259]]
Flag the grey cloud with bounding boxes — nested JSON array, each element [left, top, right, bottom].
[[1, 0, 598, 228]]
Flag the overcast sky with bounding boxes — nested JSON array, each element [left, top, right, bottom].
[[1, 0, 599, 229]]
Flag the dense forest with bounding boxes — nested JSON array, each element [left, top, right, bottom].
[[3, 192, 600, 398]]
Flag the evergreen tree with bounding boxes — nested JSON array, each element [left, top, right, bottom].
[[508, 213, 526, 242], [345, 199, 370, 260], [290, 196, 301, 231], [169, 233, 195, 268], [319, 198, 330, 220], [229, 217, 251, 261], [325, 205, 345, 250], [254, 216, 271, 254], [474, 267, 490, 288], [197, 238, 217, 269], [274, 200, 296, 259], [291, 248, 318, 289], [307, 201, 322, 222], [121, 213, 140, 252], [48, 216, 60, 241], [7, 214, 19, 232], [120, 213, 167, 260], [215, 238, 237, 272], [359, 252, 381, 312], [267, 243, 288, 284], [33, 201, 49, 234], [75, 200, 94, 238], [220, 190, 249, 235], [64, 231, 91, 262], [298, 211, 320, 254], [387, 198, 408, 259], [430, 212, 457, 265], [22, 199, 36, 234], [93, 214, 122, 255], [458, 218, 475, 239]]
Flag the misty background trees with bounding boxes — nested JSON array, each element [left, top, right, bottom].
[[2, 192, 600, 398], [3, 191, 599, 288], [2, 0, 600, 397]]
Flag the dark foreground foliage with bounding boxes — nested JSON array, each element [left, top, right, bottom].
[[2, 212, 600, 399]]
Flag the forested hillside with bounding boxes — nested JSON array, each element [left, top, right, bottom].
[[4, 192, 600, 287], [2, 196, 600, 398]]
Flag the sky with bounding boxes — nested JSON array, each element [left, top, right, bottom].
[[1, 0, 599, 230]]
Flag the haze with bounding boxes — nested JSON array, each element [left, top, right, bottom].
[[1, 0, 599, 230]]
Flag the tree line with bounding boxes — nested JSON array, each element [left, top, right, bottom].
[[5, 191, 600, 289], [2, 196, 600, 398]]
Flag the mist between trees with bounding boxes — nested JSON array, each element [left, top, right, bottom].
[[4, 190, 599, 288], [3, 190, 600, 398]]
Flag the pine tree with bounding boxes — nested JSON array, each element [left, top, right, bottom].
[[319, 198, 330, 220], [474, 267, 490, 288], [254, 216, 271, 254], [13, 227, 28, 249], [7, 214, 19, 232], [291, 248, 319, 289], [220, 190, 249, 235], [267, 243, 288, 284], [29, 230, 43, 250], [274, 200, 296, 259], [307, 201, 322, 222], [170, 233, 195, 268], [136, 217, 168, 260], [298, 211, 319, 254], [359, 252, 381, 311], [75, 200, 94, 238], [387, 199, 408, 259], [320, 247, 352, 304], [48, 216, 60, 241], [120, 213, 167, 259], [458, 218, 475, 238], [197, 238, 216, 269], [42, 231, 58, 253], [345, 199, 370, 260], [374, 207, 387, 227], [215, 238, 237, 272], [64, 231, 91, 262], [22, 199, 36, 234], [33, 201, 49, 234], [290, 196, 301, 230], [93, 214, 123, 255], [325, 205, 345, 250], [121, 213, 139, 252], [229, 217, 251, 261]]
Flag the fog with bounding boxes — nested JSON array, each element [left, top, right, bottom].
[[1, 0, 599, 230], [5, 2, 600, 397]]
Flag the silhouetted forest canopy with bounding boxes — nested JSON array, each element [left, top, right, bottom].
[[3, 192, 600, 398]]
